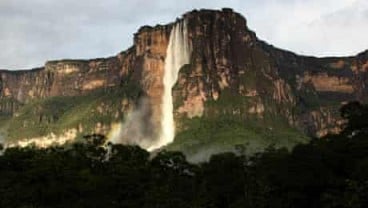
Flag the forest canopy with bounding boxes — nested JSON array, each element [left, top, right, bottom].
[[0, 102, 367, 208]]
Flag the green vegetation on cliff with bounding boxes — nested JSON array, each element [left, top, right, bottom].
[[168, 114, 307, 162], [0, 102, 367, 208], [0, 83, 142, 142], [168, 65, 308, 161]]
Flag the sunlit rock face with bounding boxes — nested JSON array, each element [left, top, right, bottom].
[[0, 59, 123, 102], [106, 25, 172, 149], [1, 8, 368, 150], [111, 19, 192, 151]]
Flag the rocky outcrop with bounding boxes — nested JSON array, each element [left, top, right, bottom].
[[1, 8, 368, 145], [0, 24, 172, 144], [302, 72, 354, 93], [133, 25, 171, 136]]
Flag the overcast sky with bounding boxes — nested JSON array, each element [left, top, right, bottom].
[[0, 0, 367, 69]]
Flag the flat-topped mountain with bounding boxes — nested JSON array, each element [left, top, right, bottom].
[[1, 8, 367, 160]]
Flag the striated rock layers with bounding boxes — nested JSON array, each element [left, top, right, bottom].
[[1, 8, 368, 150]]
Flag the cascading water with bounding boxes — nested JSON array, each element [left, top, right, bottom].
[[148, 20, 191, 151]]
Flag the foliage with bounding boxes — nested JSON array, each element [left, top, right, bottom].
[[1, 85, 142, 141], [168, 88, 308, 161], [0, 102, 367, 207]]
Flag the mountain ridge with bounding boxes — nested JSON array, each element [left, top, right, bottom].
[[0, 8, 367, 160]]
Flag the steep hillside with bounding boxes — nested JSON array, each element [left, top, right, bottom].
[[1, 8, 367, 159]]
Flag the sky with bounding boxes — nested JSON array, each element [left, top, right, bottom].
[[0, 0, 367, 69]]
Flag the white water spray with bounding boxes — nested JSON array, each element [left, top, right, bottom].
[[148, 20, 191, 151]]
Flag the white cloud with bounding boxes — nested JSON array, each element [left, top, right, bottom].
[[0, 0, 367, 69], [242, 0, 368, 56]]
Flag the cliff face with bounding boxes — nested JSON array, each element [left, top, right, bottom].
[[0, 8, 367, 151], [0, 24, 172, 144], [172, 9, 368, 139], [260, 44, 368, 136]]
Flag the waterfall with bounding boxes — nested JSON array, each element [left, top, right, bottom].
[[148, 20, 191, 151]]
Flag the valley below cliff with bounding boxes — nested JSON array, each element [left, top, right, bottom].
[[1, 8, 367, 161]]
